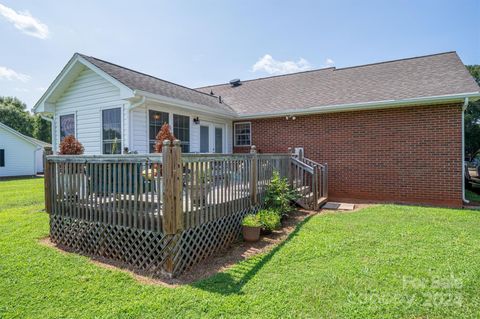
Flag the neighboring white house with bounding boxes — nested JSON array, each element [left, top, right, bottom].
[[33, 53, 236, 155], [0, 122, 51, 177]]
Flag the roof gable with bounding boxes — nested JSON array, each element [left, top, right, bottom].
[[33, 54, 134, 114], [0, 122, 51, 148]]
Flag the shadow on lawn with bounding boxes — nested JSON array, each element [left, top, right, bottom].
[[191, 215, 313, 295]]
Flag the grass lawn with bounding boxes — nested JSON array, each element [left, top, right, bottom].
[[1, 178, 480, 318]]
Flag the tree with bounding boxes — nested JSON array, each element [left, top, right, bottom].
[[154, 123, 176, 153], [0, 96, 51, 143], [465, 65, 480, 156], [466, 65, 480, 86], [0, 96, 27, 110], [33, 116, 51, 143], [0, 104, 34, 137]]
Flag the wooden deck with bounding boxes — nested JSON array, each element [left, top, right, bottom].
[[45, 142, 327, 277]]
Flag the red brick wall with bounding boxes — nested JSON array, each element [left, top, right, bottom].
[[234, 104, 463, 207]]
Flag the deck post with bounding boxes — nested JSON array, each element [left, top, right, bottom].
[[312, 165, 318, 210], [162, 139, 184, 276], [172, 140, 183, 232], [287, 147, 293, 186], [162, 140, 175, 234], [323, 163, 328, 198], [250, 145, 258, 206], [43, 146, 53, 214]]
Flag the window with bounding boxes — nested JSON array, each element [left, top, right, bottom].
[[173, 114, 190, 153], [59, 114, 75, 141], [0, 149, 4, 167], [149, 110, 169, 153], [102, 108, 122, 154], [234, 122, 251, 146]]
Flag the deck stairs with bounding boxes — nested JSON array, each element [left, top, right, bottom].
[[290, 152, 328, 211]]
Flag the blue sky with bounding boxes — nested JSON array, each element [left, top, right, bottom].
[[0, 0, 479, 110]]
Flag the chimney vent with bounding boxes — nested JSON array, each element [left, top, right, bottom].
[[229, 79, 241, 87]]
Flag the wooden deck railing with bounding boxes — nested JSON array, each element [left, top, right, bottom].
[[44, 141, 290, 276]]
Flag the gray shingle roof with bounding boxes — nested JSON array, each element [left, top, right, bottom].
[[78, 54, 235, 114], [196, 52, 480, 115], [78, 52, 479, 117]]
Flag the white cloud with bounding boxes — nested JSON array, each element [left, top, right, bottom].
[[324, 58, 335, 67], [0, 3, 49, 39], [252, 54, 312, 75], [14, 87, 29, 92], [0, 66, 31, 82]]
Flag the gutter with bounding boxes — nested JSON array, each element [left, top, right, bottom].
[[40, 114, 53, 123], [133, 90, 238, 118], [462, 97, 470, 205], [127, 96, 146, 110], [237, 92, 480, 119]]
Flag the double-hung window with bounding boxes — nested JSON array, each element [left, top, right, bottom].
[[149, 110, 169, 153], [102, 108, 122, 154], [173, 114, 190, 153], [234, 122, 251, 146]]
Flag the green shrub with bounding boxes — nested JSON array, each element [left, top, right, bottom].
[[264, 171, 298, 215], [258, 209, 281, 231], [242, 214, 261, 227]]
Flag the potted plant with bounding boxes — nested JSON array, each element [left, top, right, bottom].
[[242, 214, 262, 242], [258, 209, 281, 235]]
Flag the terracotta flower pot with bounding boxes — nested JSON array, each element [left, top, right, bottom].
[[242, 226, 261, 242]]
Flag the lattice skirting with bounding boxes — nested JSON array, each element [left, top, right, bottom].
[[50, 215, 172, 274], [49, 207, 254, 277], [171, 207, 253, 276]]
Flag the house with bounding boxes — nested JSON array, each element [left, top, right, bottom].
[[33, 52, 480, 207], [0, 122, 51, 177]]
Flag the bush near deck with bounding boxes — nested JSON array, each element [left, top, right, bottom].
[[1, 178, 480, 318]]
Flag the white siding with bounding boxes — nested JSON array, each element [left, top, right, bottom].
[[0, 127, 37, 177], [54, 68, 125, 154], [129, 101, 233, 154], [130, 105, 148, 153]]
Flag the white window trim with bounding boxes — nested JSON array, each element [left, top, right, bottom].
[[58, 112, 77, 143], [100, 106, 123, 154], [233, 122, 252, 147], [173, 113, 191, 153], [146, 108, 170, 153]]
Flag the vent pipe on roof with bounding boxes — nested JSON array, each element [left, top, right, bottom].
[[219, 96, 222, 103], [229, 79, 241, 87]]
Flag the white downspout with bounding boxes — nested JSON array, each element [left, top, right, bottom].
[[126, 96, 146, 152], [40, 115, 55, 153], [462, 97, 469, 204]]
